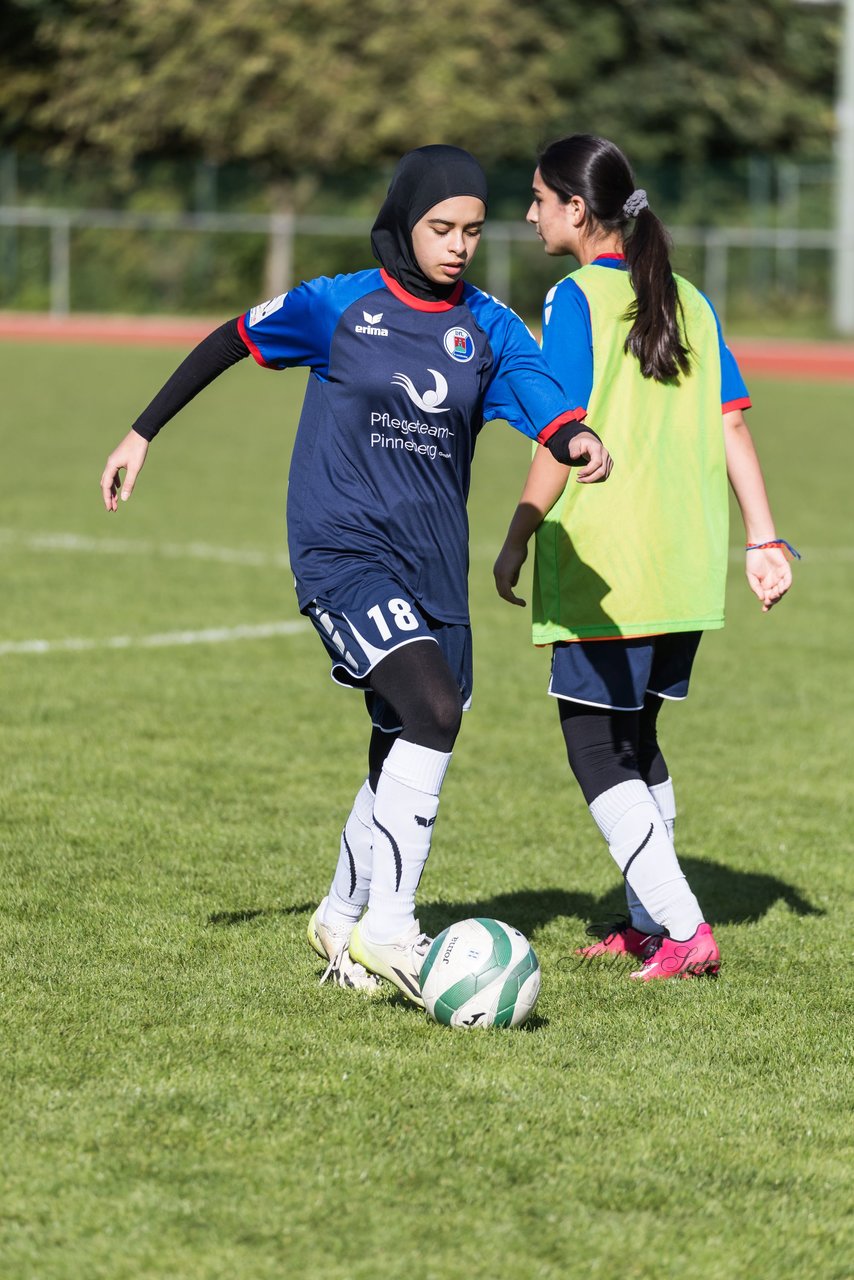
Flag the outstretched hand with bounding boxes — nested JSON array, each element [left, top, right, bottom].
[[101, 429, 149, 511], [569, 432, 613, 483], [745, 546, 793, 612]]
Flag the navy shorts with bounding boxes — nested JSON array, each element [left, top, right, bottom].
[[306, 575, 473, 733], [548, 632, 703, 711]]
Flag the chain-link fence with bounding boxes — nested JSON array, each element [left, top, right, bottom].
[[0, 204, 839, 336], [0, 151, 839, 333]]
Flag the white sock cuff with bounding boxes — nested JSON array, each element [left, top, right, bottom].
[[383, 739, 452, 796], [649, 777, 676, 822], [352, 779, 375, 827], [589, 779, 652, 842]]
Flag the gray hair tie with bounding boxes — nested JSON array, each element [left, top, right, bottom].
[[622, 189, 648, 218]]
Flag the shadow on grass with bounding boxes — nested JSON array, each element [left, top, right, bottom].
[[206, 903, 314, 927], [420, 854, 823, 938], [206, 856, 822, 935], [677, 855, 824, 923]]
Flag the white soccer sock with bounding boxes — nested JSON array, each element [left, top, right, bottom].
[[590, 779, 703, 942], [625, 777, 677, 933], [363, 739, 452, 944], [322, 779, 374, 930], [649, 777, 676, 841], [625, 885, 662, 936]]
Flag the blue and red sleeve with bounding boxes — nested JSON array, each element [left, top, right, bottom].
[[700, 293, 751, 412], [540, 277, 595, 410], [238, 275, 358, 375], [466, 289, 587, 443]]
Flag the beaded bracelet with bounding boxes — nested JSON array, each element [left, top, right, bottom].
[[745, 538, 801, 561]]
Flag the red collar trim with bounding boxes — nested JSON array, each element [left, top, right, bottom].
[[594, 252, 626, 261], [380, 268, 463, 311]]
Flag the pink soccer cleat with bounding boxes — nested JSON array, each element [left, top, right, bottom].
[[629, 922, 721, 982], [576, 917, 662, 960]]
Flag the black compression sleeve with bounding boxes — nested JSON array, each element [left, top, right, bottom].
[[545, 421, 601, 466], [132, 317, 250, 441]]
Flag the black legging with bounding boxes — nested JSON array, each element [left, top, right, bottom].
[[365, 640, 463, 788], [558, 694, 669, 805]]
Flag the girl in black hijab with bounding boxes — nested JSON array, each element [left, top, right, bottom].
[[100, 146, 610, 1005], [370, 144, 490, 300]]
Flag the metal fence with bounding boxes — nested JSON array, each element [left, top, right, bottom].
[[0, 204, 839, 329]]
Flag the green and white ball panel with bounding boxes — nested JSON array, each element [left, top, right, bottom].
[[419, 917, 540, 1028]]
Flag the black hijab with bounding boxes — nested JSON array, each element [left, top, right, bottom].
[[370, 145, 488, 301]]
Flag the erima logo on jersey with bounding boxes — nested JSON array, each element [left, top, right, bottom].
[[248, 293, 287, 326], [356, 309, 388, 336], [391, 369, 450, 414]]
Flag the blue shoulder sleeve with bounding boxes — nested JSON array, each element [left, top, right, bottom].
[[238, 271, 383, 378], [540, 277, 594, 408], [465, 288, 587, 441], [699, 292, 751, 410]]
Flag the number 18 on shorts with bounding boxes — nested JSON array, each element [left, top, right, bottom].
[[307, 579, 438, 689]]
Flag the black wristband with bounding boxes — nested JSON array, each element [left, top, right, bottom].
[[545, 422, 599, 466]]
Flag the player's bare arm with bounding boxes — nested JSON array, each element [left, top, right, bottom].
[[723, 408, 795, 612], [494, 445, 575, 606]]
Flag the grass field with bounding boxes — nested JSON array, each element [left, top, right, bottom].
[[1, 342, 852, 1280]]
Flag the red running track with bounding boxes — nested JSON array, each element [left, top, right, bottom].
[[2, 312, 854, 381]]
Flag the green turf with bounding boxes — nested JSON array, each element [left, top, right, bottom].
[[1, 343, 851, 1280]]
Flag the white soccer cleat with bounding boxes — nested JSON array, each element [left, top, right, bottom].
[[348, 916, 432, 1008], [307, 899, 383, 994]]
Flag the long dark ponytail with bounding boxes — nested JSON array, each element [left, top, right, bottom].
[[537, 134, 690, 383]]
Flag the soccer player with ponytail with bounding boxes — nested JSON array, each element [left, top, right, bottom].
[[494, 134, 796, 980]]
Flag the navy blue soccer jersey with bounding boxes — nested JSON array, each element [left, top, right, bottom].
[[239, 268, 586, 624]]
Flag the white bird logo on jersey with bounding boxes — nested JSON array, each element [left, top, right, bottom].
[[391, 368, 450, 414]]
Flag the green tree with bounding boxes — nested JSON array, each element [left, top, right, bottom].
[[1, 0, 838, 201], [8, 0, 564, 188], [542, 0, 838, 166]]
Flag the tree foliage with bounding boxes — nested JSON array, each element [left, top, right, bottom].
[[3, 0, 562, 173], [549, 0, 838, 165], [0, 0, 839, 189]]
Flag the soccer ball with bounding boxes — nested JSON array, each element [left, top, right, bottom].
[[419, 917, 541, 1028]]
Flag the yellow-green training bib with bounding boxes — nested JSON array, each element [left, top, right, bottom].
[[533, 265, 728, 642]]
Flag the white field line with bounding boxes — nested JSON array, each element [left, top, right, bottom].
[[0, 530, 302, 656], [3, 528, 853, 566], [0, 621, 308, 657], [0, 529, 848, 658], [0, 528, 291, 569]]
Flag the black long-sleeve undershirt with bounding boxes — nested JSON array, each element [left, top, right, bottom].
[[130, 315, 597, 465], [131, 317, 249, 441]]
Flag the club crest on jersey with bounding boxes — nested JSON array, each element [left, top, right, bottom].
[[356, 309, 388, 337], [443, 326, 474, 362], [391, 369, 450, 414]]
